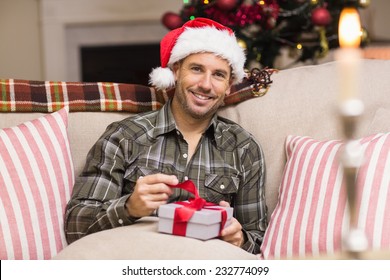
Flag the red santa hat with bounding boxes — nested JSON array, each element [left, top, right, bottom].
[[149, 17, 246, 90]]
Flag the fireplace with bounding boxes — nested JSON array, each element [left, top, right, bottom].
[[81, 43, 160, 85], [39, 0, 182, 81], [64, 21, 166, 84]]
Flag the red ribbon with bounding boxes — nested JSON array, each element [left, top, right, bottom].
[[168, 180, 228, 237]]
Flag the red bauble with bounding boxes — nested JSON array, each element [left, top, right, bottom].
[[216, 0, 238, 11], [161, 12, 183, 30], [311, 7, 331, 26]]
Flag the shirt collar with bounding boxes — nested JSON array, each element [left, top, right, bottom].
[[152, 99, 177, 138], [153, 99, 220, 141]]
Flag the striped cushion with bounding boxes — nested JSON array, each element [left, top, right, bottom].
[[260, 133, 390, 259], [0, 107, 74, 259]]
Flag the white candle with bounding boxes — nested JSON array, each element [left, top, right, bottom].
[[336, 8, 362, 104]]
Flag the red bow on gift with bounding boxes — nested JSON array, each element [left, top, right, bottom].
[[168, 180, 228, 237]]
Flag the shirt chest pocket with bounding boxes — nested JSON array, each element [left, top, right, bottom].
[[204, 174, 240, 205], [123, 166, 159, 192]]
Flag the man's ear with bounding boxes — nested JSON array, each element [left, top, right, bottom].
[[225, 79, 233, 96], [173, 62, 180, 81]]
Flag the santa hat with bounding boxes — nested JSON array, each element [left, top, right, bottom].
[[149, 17, 246, 90]]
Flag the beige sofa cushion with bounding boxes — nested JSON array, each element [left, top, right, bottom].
[[53, 217, 257, 260], [66, 112, 132, 175], [0, 113, 46, 128], [368, 108, 390, 134]]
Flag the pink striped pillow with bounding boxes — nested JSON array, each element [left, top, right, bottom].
[[0, 107, 74, 259], [260, 133, 390, 259]]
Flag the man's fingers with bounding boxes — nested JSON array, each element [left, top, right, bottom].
[[219, 200, 230, 207], [136, 174, 178, 196], [220, 218, 242, 237], [139, 173, 179, 186], [146, 191, 170, 202], [221, 219, 238, 236], [147, 183, 174, 195], [144, 199, 169, 210]]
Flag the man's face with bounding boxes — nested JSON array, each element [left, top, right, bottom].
[[172, 52, 232, 121]]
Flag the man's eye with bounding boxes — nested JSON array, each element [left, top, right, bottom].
[[215, 72, 227, 79], [191, 66, 201, 72]]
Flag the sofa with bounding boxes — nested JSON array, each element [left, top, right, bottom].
[[1, 59, 390, 260]]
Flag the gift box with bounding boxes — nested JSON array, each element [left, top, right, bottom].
[[158, 203, 233, 240]]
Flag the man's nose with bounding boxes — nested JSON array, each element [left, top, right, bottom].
[[198, 73, 212, 92]]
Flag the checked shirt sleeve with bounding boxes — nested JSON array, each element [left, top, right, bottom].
[[234, 139, 268, 254], [64, 122, 137, 244]]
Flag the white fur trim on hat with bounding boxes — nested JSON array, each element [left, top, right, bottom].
[[149, 67, 175, 90], [169, 26, 246, 84]]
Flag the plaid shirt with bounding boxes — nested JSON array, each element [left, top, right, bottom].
[[65, 100, 268, 254]]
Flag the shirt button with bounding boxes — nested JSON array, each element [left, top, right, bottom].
[[118, 219, 124, 224], [183, 153, 188, 159], [220, 184, 225, 190]]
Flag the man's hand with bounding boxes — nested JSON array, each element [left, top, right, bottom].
[[126, 174, 178, 218], [219, 200, 244, 247]]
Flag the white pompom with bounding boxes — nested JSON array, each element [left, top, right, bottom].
[[148, 67, 175, 90]]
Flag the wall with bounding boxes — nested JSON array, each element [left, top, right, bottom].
[[0, 0, 43, 80], [0, 0, 389, 81], [40, 0, 183, 81], [361, 0, 390, 41]]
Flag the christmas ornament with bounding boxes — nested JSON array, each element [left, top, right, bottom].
[[246, 68, 275, 97], [267, 17, 277, 29], [237, 39, 247, 50], [360, 27, 370, 45], [162, 12, 183, 30], [359, 0, 371, 8], [311, 7, 331, 26], [216, 0, 238, 11]]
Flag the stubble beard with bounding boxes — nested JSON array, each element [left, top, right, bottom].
[[175, 87, 224, 120]]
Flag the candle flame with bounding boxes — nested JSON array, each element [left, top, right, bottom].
[[338, 8, 361, 48]]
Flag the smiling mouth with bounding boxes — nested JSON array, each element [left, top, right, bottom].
[[192, 91, 213, 100]]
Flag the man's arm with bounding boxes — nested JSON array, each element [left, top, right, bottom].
[[64, 122, 132, 244], [234, 140, 268, 254], [65, 121, 179, 244]]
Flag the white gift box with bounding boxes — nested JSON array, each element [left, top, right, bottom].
[[158, 203, 233, 240]]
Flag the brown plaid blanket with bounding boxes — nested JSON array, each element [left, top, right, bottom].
[[0, 70, 273, 113]]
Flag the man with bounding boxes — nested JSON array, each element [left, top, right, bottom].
[[65, 18, 267, 254]]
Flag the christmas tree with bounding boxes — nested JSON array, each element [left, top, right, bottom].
[[161, 0, 370, 69]]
